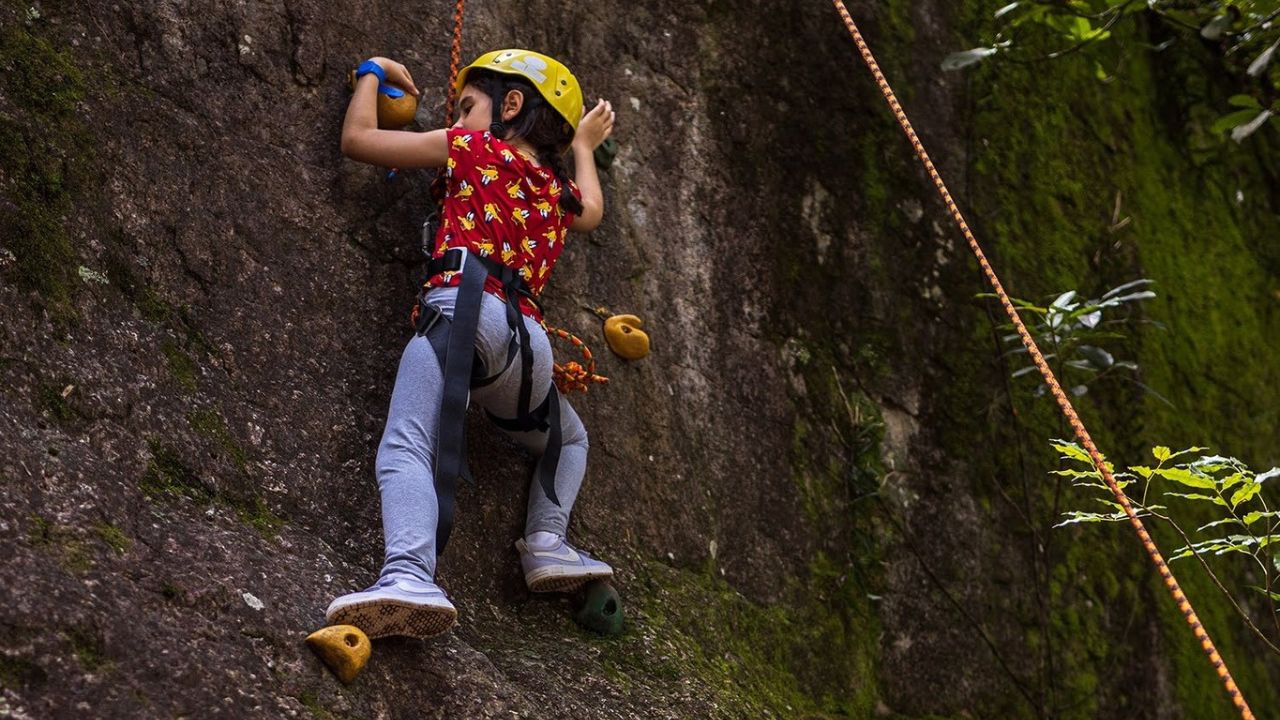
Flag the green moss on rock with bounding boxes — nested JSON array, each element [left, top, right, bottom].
[[619, 558, 881, 718], [162, 341, 199, 393], [950, 6, 1280, 714], [187, 408, 249, 473], [94, 522, 132, 556], [0, 22, 90, 311]]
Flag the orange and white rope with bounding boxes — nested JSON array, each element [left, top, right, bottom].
[[828, 1, 1253, 716]]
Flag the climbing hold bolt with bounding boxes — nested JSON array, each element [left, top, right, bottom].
[[305, 625, 371, 683], [603, 314, 650, 360]]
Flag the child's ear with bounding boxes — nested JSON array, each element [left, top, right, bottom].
[[502, 89, 525, 122]]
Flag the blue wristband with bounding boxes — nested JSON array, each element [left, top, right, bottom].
[[354, 60, 405, 99], [355, 59, 386, 84]]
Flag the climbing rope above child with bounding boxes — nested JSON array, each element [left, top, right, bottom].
[[326, 49, 617, 640]]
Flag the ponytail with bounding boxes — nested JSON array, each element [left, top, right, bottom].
[[537, 146, 584, 217]]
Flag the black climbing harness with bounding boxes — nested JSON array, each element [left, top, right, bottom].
[[413, 243, 565, 552]]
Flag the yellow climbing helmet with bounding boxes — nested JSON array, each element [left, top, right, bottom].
[[455, 49, 584, 132]]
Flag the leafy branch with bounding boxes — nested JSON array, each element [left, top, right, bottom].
[[945, 0, 1280, 141], [980, 278, 1161, 401], [1053, 441, 1280, 655]]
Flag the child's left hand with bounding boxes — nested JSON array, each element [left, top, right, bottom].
[[366, 56, 421, 96], [573, 99, 615, 152]]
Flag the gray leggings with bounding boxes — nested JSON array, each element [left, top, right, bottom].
[[376, 287, 589, 583]]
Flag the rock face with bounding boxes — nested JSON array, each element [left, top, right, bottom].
[[2, 1, 1278, 718]]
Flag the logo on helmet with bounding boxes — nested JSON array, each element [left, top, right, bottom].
[[510, 55, 548, 84]]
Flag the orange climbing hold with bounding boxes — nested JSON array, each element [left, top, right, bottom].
[[603, 314, 649, 360]]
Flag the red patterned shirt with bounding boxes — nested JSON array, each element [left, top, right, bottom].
[[425, 128, 580, 321]]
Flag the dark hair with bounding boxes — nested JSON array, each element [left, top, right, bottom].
[[465, 69, 584, 216]]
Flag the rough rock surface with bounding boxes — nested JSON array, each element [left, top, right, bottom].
[[2, 0, 1278, 718]]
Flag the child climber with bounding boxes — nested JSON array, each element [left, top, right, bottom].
[[326, 50, 616, 639]]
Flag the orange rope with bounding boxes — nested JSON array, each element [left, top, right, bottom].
[[828, 2, 1253, 717], [547, 326, 608, 395], [443, 0, 467, 126]]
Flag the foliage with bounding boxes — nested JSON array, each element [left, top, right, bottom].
[[947, 0, 1280, 141], [1053, 441, 1280, 654], [981, 278, 1158, 400]]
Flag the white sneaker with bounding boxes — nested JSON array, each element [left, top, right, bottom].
[[516, 535, 614, 593], [324, 577, 457, 639]]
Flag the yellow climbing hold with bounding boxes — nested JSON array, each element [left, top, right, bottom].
[[305, 625, 371, 683], [603, 314, 650, 360]]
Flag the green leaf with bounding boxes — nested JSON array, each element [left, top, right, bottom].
[[1077, 345, 1114, 369], [1166, 492, 1227, 506], [1131, 465, 1154, 479], [1241, 510, 1278, 526], [1200, 14, 1233, 41], [1055, 511, 1126, 527], [1052, 441, 1092, 465], [1246, 40, 1279, 77], [942, 47, 999, 71], [1163, 447, 1208, 461], [1066, 16, 1109, 42], [1246, 586, 1280, 602], [1211, 108, 1262, 135], [1220, 472, 1246, 490], [1155, 467, 1216, 490], [1050, 468, 1100, 478], [1197, 518, 1243, 532], [994, 2, 1020, 19], [1230, 110, 1273, 142], [1101, 278, 1154, 299], [1152, 446, 1171, 462], [1230, 480, 1263, 508], [1228, 94, 1263, 109]]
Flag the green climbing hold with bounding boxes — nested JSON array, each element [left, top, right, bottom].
[[593, 137, 618, 170], [573, 579, 623, 635]]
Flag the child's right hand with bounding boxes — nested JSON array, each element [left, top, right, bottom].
[[365, 57, 420, 96], [573, 99, 615, 152]]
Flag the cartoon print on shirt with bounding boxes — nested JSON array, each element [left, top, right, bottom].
[[429, 128, 584, 313]]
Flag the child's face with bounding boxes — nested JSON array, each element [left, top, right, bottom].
[[454, 85, 493, 131]]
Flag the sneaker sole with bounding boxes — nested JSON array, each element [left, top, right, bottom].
[[326, 599, 457, 640], [526, 566, 614, 594]]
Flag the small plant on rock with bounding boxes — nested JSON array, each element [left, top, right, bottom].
[[1053, 441, 1280, 656]]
